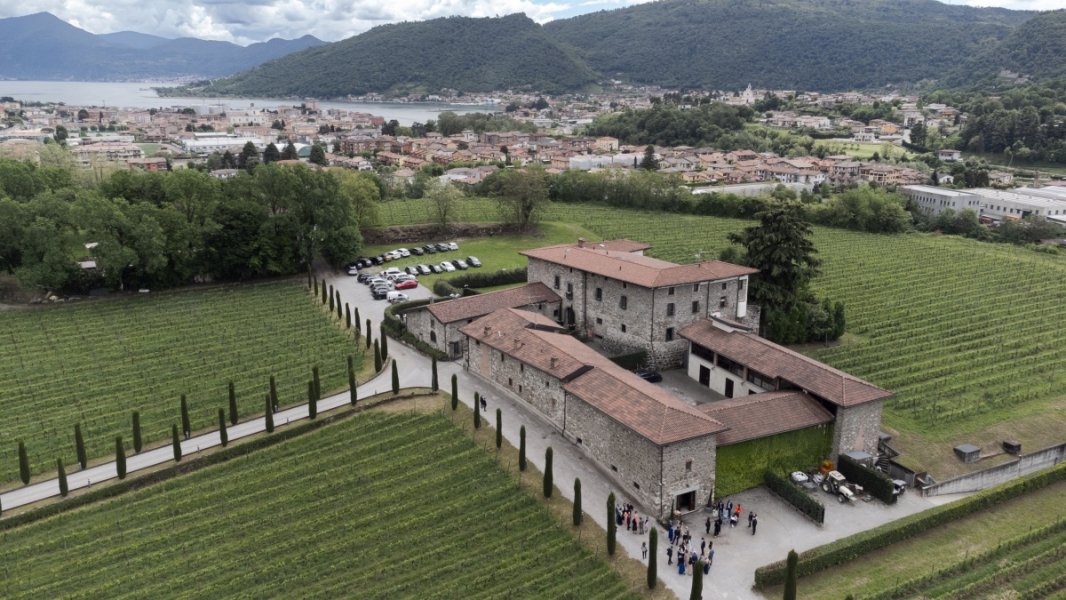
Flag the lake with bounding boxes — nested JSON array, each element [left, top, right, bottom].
[[0, 81, 498, 126]]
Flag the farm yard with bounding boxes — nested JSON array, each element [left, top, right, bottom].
[[0, 410, 635, 600], [373, 198, 1066, 475], [0, 280, 363, 485]]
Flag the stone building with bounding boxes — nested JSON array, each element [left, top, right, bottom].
[[402, 283, 559, 358], [521, 239, 758, 368], [679, 318, 892, 458]]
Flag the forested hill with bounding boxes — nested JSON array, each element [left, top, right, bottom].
[[947, 9, 1066, 87], [542, 0, 1033, 91], [194, 14, 599, 97]]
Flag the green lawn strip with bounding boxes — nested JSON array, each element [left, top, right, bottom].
[[761, 480, 1066, 599], [0, 411, 631, 598], [0, 279, 366, 484]]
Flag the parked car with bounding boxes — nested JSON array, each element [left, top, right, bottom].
[[397, 248, 411, 257], [356, 273, 371, 283], [467, 256, 482, 267], [429, 264, 443, 274], [423, 245, 437, 254], [634, 368, 663, 383], [436, 243, 450, 252], [405, 266, 419, 275], [371, 256, 384, 266], [387, 291, 410, 303], [371, 286, 389, 300], [346, 266, 359, 276], [394, 279, 418, 290], [417, 264, 432, 275], [454, 259, 469, 270], [447, 242, 459, 251], [439, 261, 457, 272], [411, 247, 424, 256], [381, 267, 403, 277]]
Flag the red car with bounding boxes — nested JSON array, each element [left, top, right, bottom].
[[394, 279, 418, 290]]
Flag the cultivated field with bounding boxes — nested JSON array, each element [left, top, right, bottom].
[[0, 411, 635, 599], [0, 280, 362, 484]]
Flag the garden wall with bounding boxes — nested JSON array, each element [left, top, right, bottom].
[[714, 424, 832, 497], [922, 441, 1066, 497]]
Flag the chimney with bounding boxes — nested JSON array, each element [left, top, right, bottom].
[[550, 357, 558, 368], [483, 326, 491, 335], [577, 237, 586, 248]]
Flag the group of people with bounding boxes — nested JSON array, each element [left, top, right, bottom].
[[706, 499, 759, 536], [615, 502, 649, 535], [664, 520, 713, 577]]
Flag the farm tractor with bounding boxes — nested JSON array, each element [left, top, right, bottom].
[[821, 470, 862, 503]]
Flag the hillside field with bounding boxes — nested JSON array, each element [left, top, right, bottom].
[[0, 280, 363, 485], [0, 410, 635, 599], [376, 199, 1066, 475]]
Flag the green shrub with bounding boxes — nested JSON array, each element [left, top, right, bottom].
[[764, 471, 825, 524], [218, 408, 228, 447], [754, 461, 1066, 588], [784, 550, 798, 600], [543, 447, 553, 498], [373, 340, 382, 372], [308, 380, 317, 419], [172, 424, 181, 462], [647, 527, 657, 589], [348, 356, 357, 406], [57, 458, 68, 497], [115, 436, 126, 479], [716, 425, 832, 496], [448, 267, 527, 290], [269, 375, 279, 412], [228, 381, 239, 426], [450, 374, 458, 411], [379, 324, 389, 360], [519, 425, 527, 471], [74, 424, 87, 469], [132, 411, 143, 453], [265, 395, 275, 433], [573, 478, 582, 526], [391, 361, 399, 394], [431, 356, 439, 391], [17, 440, 30, 484], [607, 492, 617, 556], [837, 453, 897, 505], [433, 279, 459, 296], [180, 394, 191, 438]]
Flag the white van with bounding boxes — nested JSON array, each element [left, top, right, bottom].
[[386, 291, 409, 304]]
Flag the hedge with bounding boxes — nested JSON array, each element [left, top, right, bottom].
[[433, 267, 528, 296], [381, 299, 449, 361], [837, 453, 897, 505], [609, 350, 647, 370], [715, 425, 832, 497], [764, 471, 825, 525], [753, 461, 1066, 588]]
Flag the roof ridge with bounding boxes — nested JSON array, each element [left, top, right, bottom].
[[739, 330, 873, 387]]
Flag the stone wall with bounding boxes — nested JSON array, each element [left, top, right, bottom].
[[922, 442, 1066, 497], [832, 400, 883, 458], [477, 339, 567, 428]]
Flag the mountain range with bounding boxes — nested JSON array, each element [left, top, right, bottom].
[[0, 12, 324, 81]]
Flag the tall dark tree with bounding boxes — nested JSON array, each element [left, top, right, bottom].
[[18, 440, 30, 484], [172, 424, 182, 462], [308, 380, 318, 419], [543, 447, 553, 498], [262, 142, 281, 164], [221, 150, 236, 169], [345, 303, 352, 329], [380, 324, 389, 360], [648, 527, 658, 589], [474, 393, 482, 429], [488, 167, 549, 230], [573, 478, 582, 526], [281, 141, 298, 160], [519, 425, 527, 471], [265, 395, 275, 433], [312, 366, 322, 401], [450, 374, 458, 411], [57, 458, 69, 497], [335, 290, 342, 319], [348, 355, 358, 406], [228, 381, 239, 426], [132, 411, 143, 453], [374, 340, 382, 372], [366, 318, 372, 348], [74, 423, 87, 469], [431, 356, 439, 391], [640, 145, 659, 170], [354, 307, 361, 332], [238, 141, 259, 172], [180, 394, 191, 438], [270, 375, 279, 412], [218, 408, 229, 447], [391, 360, 400, 394], [495, 408, 502, 449], [728, 202, 821, 311], [607, 492, 617, 555], [309, 144, 327, 166], [783, 549, 799, 600], [115, 436, 126, 479], [690, 559, 703, 600]]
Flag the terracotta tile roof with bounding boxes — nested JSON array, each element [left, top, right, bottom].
[[521, 242, 757, 289], [460, 308, 725, 445], [426, 283, 560, 324], [698, 391, 834, 445], [679, 320, 893, 407]]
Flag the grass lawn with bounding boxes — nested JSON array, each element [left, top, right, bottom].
[[0, 408, 637, 599], [135, 143, 161, 156], [760, 481, 1066, 599], [0, 279, 366, 486], [962, 151, 1066, 178], [813, 139, 908, 160]]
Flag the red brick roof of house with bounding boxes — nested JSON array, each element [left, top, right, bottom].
[[460, 308, 725, 444], [679, 320, 893, 407], [426, 283, 560, 324], [521, 241, 757, 289], [698, 390, 834, 445]]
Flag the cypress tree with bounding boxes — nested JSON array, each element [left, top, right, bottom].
[[380, 325, 389, 360], [366, 318, 372, 347], [180, 394, 191, 438], [336, 291, 342, 319], [328, 285, 335, 311], [573, 478, 582, 526], [519, 426, 527, 471], [348, 355, 358, 406], [495, 408, 502, 449], [543, 447, 553, 498], [784, 550, 799, 600], [269, 375, 279, 412], [354, 307, 361, 332], [57, 458, 69, 497], [313, 277, 318, 296], [74, 423, 87, 469], [312, 366, 322, 400], [607, 492, 617, 556], [228, 381, 239, 426], [450, 374, 458, 411], [648, 527, 658, 589], [308, 380, 318, 419], [391, 360, 400, 394], [17, 440, 30, 484], [132, 411, 143, 453], [690, 559, 703, 600], [265, 395, 275, 433], [474, 394, 482, 429], [431, 356, 439, 391], [321, 283, 327, 305], [374, 340, 382, 372], [115, 436, 126, 479], [218, 408, 228, 447], [345, 303, 352, 329], [172, 424, 182, 462]]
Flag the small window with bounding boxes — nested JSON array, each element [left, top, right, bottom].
[[620, 295, 628, 310], [611, 465, 618, 472], [622, 282, 628, 289], [500, 351, 505, 361], [518, 384, 523, 393], [553, 275, 560, 289], [430, 331, 437, 342], [475, 340, 480, 346], [596, 317, 603, 325], [595, 287, 602, 301], [566, 282, 573, 294], [666, 327, 675, 341], [685, 459, 693, 472], [430, 320, 435, 330], [668, 287, 675, 296], [520, 364, 524, 373], [722, 282, 728, 290], [693, 284, 700, 292], [621, 324, 627, 333], [719, 295, 728, 308], [508, 377, 513, 387], [633, 482, 641, 490], [666, 303, 675, 317], [577, 437, 583, 445], [738, 279, 745, 292], [692, 301, 700, 314]]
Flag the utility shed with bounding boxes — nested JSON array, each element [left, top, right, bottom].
[[954, 444, 981, 463]]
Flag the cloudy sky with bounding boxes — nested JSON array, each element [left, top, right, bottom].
[[1, 0, 1060, 45]]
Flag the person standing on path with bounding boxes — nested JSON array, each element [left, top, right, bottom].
[[752, 514, 758, 535], [642, 541, 648, 559], [666, 545, 673, 565], [713, 516, 722, 537], [705, 516, 711, 534], [748, 510, 754, 528], [700, 538, 706, 556]]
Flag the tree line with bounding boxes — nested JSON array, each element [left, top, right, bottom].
[[0, 159, 376, 292]]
